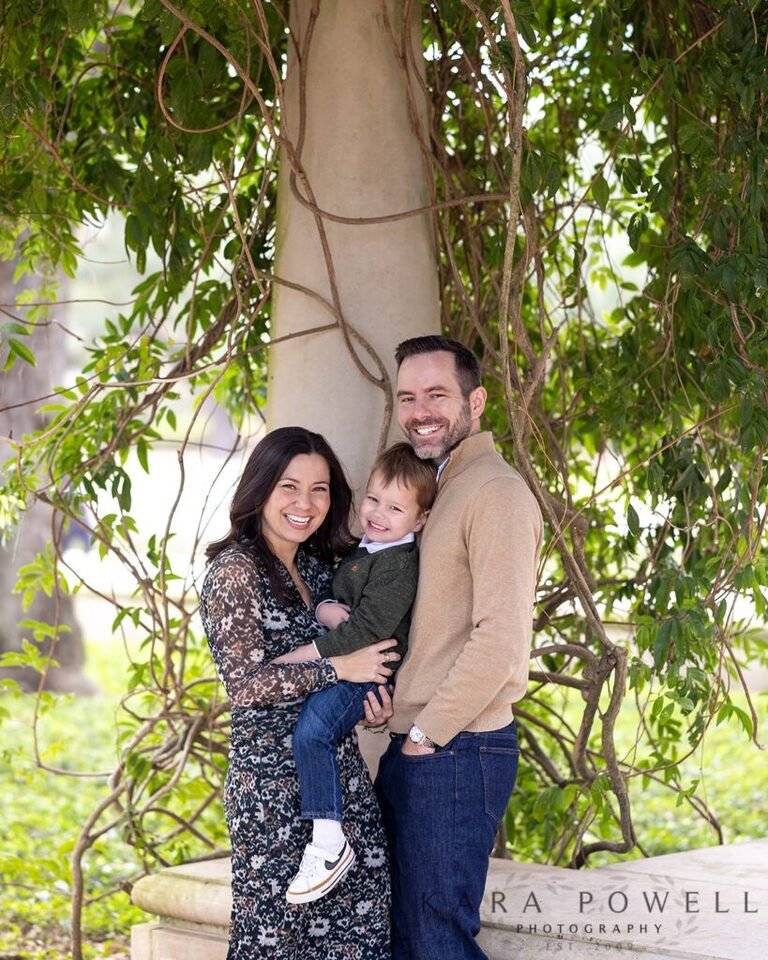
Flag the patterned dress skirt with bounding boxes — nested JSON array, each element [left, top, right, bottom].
[[225, 702, 390, 958]]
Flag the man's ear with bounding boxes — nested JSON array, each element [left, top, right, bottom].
[[414, 510, 430, 533], [470, 385, 487, 420]]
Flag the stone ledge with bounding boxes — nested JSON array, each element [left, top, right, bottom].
[[131, 840, 768, 960], [131, 856, 232, 928]]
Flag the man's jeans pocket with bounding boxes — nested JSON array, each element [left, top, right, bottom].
[[479, 746, 519, 825]]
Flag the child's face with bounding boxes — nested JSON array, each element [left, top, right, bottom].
[[358, 470, 428, 544]]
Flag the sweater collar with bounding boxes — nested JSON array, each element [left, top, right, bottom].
[[437, 431, 497, 488]]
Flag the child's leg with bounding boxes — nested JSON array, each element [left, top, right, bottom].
[[293, 680, 378, 824], [287, 681, 379, 903]]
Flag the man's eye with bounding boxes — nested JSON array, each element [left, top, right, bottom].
[[399, 396, 413, 404]]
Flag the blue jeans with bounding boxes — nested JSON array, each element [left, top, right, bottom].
[[293, 680, 380, 821], [375, 722, 519, 960]]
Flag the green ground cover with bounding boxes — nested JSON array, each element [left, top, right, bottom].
[[0, 641, 146, 959], [1, 640, 766, 959]]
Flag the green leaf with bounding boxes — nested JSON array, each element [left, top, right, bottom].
[[7, 338, 37, 366], [515, 15, 538, 50], [598, 102, 624, 130], [592, 173, 610, 211], [136, 440, 150, 474], [627, 503, 640, 537], [627, 212, 648, 252]]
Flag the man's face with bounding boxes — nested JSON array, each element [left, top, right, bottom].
[[396, 351, 486, 462]]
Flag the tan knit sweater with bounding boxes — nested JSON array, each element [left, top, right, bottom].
[[389, 431, 543, 746]]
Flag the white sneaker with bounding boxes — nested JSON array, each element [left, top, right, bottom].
[[286, 840, 356, 904]]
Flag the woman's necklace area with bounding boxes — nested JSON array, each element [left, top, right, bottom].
[[288, 563, 311, 607]]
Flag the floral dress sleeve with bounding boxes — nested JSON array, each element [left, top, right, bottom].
[[200, 548, 338, 709]]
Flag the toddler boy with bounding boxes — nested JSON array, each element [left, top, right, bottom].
[[277, 442, 436, 904]]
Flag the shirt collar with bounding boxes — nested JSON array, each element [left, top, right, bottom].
[[359, 531, 415, 554]]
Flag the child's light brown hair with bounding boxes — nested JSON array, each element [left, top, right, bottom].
[[369, 442, 437, 512]]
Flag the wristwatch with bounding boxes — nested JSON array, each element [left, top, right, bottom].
[[408, 725, 437, 750]]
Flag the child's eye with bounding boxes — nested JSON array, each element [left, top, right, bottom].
[[366, 495, 378, 503], [390, 505, 403, 513]]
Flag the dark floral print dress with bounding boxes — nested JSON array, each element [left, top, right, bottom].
[[200, 542, 390, 960]]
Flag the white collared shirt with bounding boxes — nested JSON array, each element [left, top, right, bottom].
[[358, 531, 415, 554]]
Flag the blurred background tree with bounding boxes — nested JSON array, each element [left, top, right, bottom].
[[1, 1, 766, 956], [0, 260, 93, 692]]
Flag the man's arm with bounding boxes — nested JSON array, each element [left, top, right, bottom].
[[314, 549, 418, 658], [414, 475, 542, 746]]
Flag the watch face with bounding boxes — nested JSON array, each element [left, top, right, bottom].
[[408, 727, 421, 743]]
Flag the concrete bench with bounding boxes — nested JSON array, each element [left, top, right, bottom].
[[131, 839, 766, 959]]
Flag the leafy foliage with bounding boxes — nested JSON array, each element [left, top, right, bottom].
[[1, 0, 767, 954], [0, 639, 227, 959]]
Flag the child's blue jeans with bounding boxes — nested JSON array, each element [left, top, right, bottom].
[[293, 680, 380, 821]]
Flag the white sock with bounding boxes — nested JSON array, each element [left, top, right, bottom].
[[312, 818, 345, 855]]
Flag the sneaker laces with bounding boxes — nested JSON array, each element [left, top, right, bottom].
[[295, 843, 339, 881]]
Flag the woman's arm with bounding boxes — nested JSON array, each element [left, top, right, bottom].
[[202, 553, 337, 709], [274, 639, 400, 682]]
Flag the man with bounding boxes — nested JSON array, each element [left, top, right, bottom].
[[374, 335, 543, 959]]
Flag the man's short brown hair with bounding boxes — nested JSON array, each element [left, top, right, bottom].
[[395, 335, 481, 397], [370, 442, 437, 512]]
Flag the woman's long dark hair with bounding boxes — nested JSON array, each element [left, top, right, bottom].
[[205, 427, 354, 602]]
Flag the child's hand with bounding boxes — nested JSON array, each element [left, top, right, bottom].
[[317, 602, 351, 629]]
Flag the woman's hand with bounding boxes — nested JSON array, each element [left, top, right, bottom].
[[329, 639, 400, 684]]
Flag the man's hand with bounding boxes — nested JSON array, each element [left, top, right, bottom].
[[317, 601, 351, 629], [361, 684, 394, 727], [401, 738, 436, 756]]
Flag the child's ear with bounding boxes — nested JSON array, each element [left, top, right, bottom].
[[414, 510, 429, 532]]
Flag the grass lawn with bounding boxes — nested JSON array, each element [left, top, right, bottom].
[[1, 639, 766, 958]]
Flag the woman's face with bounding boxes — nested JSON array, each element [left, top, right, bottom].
[[261, 453, 332, 561]]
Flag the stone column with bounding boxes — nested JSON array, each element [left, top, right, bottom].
[[267, 0, 440, 494]]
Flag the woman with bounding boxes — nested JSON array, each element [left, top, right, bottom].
[[200, 427, 395, 959]]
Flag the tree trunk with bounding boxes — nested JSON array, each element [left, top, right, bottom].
[[0, 260, 94, 693], [267, 0, 440, 771], [268, 0, 440, 495]]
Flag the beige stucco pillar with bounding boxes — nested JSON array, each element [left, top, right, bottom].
[[267, 0, 440, 494]]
